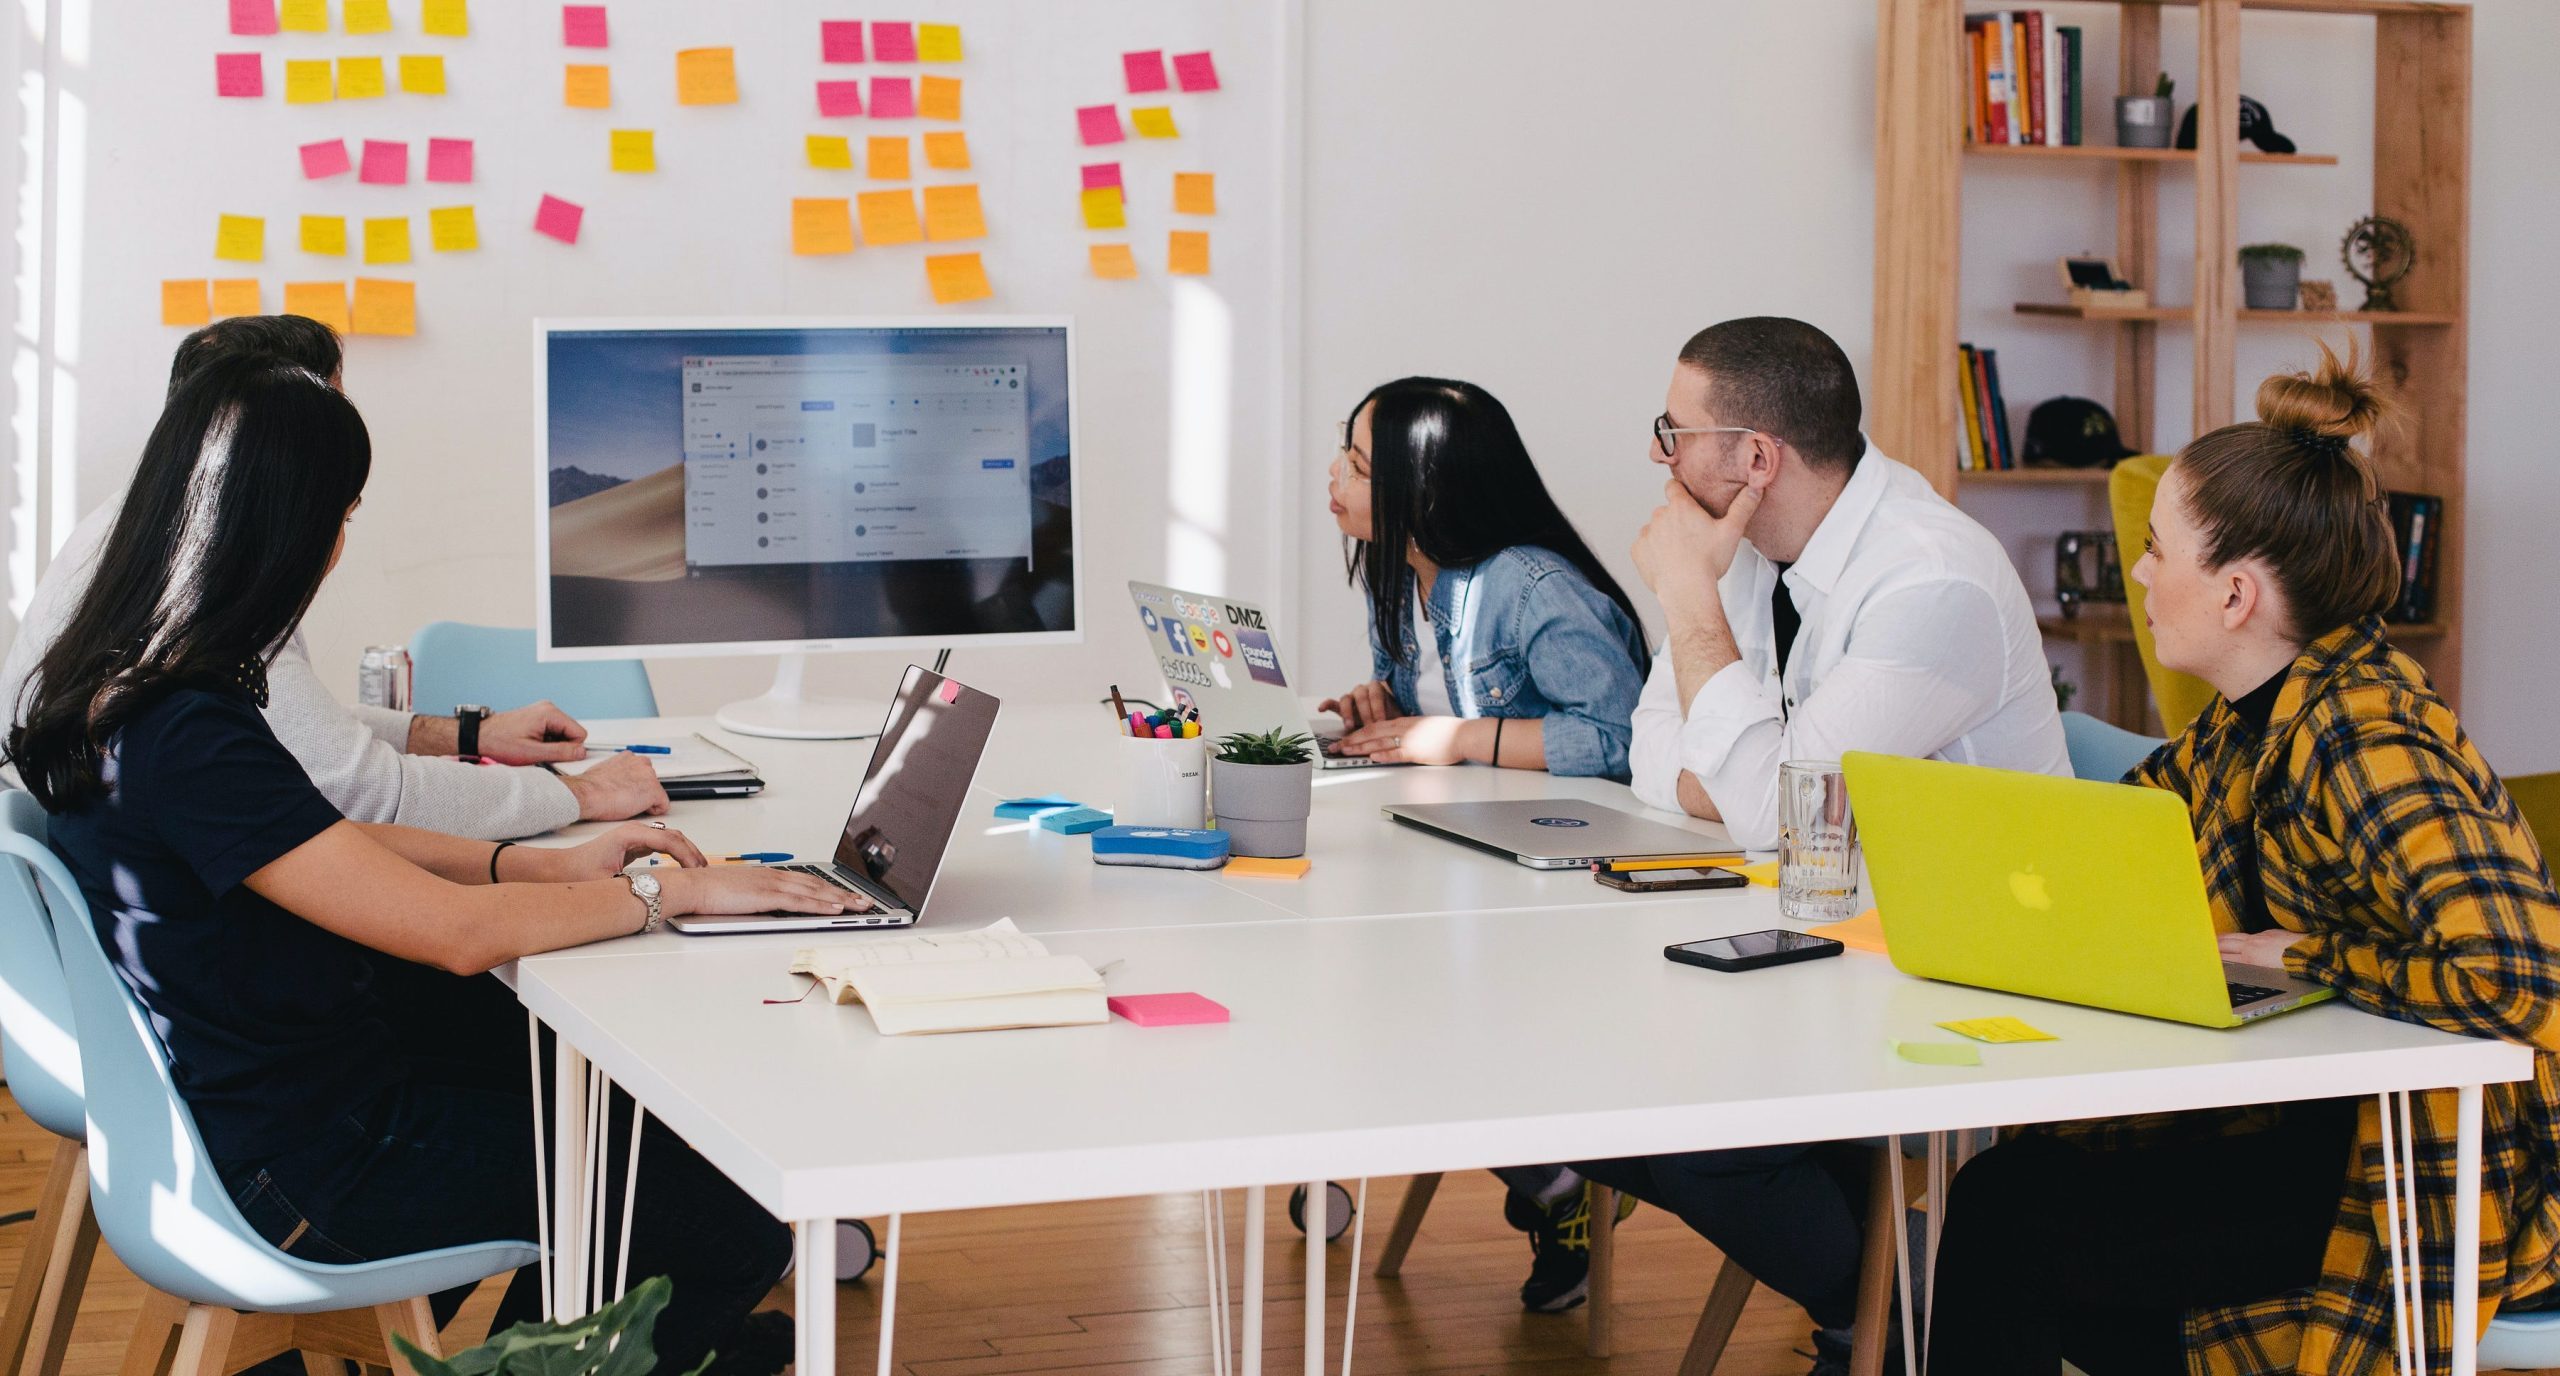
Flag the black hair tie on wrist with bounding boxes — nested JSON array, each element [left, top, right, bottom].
[[1492, 717, 1505, 769], [489, 841, 515, 884]]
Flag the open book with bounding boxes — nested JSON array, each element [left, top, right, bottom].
[[788, 919, 1108, 1036]]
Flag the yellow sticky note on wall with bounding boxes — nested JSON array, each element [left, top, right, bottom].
[[922, 184, 985, 242], [350, 277, 416, 336], [420, 0, 467, 37], [918, 75, 962, 121], [1130, 106, 1179, 139], [1079, 186, 1125, 231], [428, 205, 478, 252], [362, 216, 412, 265], [806, 135, 854, 171], [162, 280, 212, 327], [398, 54, 446, 94], [211, 279, 262, 317], [278, 0, 327, 33], [1168, 229, 1210, 276], [1173, 172, 1216, 215], [337, 55, 386, 99], [610, 129, 655, 172], [285, 59, 334, 103], [916, 23, 962, 62], [921, 131, 971, 171], [791, 198, 854, 255], [284, 281, 350, 332], [563, 63, 611, 108], [1088, 243, 1138, 280], [301, 215, 348, 256], [856, 190, 923, 247], [215, 215, 266, 263], [342, 0, 390, 33], [675, 47, 737, 105], [925, 252, 990, 305], [865, 136, 909, 180]]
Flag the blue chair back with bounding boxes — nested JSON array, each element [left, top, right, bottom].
[[2061, 710, 2165, 785], [410, 621, 657, 720], [0, 790, 84, 1140], [0, 811, 537, 1311], [2482, 1309, 2560, 1368]]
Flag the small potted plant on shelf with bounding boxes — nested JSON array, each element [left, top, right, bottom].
[[2239, 242, 2307, 310], [2118, 72, 2175, 149], [1211, 728, 1316, 859]]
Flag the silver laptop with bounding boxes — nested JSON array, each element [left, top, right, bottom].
[[669, 666, 999, 934], [1383, 799, 1738, 870], [1125, 579, 1399, 770]]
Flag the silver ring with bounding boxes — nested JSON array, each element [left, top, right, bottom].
[[1390, 735, 1402, 747], [646, 821, 668, 830]]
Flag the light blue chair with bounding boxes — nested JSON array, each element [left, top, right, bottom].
[[0, 791, 93, 1376], [2, 802, 538, 1376], [409, 621, 657, 720], [2061, 709, 2164, 784]]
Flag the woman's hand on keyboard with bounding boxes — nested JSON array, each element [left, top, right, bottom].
[[533, 822, 707, 881], [2216, 929, 2306, 970], [661, 866, 870, 918]]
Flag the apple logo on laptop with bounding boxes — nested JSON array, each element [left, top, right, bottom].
[[2009, 868, 2053, 912], [1530, 817, 1589, 828]]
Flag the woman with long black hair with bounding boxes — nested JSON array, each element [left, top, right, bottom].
[[6, 356, 853, 1374], [1319, 377, 1650, 780]]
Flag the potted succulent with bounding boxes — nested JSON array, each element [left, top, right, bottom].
[[2117, 72, 2175, 149], [1211, 728, 1316, 859], [2240, 243, 2307, 310]]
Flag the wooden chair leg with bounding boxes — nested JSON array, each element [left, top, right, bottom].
[[299, 1355, 352, 1376], [115, 1291, 190, 1376], [1848, 1148, 1900, 1376], [1584, 1185, 1617, 1357], [1371, 1173, 1440, 1279], [1677, 1257, 1757, 1376], [1, 1139, 98, 1376], [167, 1307, 243, 1376], [372, 1297, 441, 1367]]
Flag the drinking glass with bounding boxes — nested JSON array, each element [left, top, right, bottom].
[[1779, 760, 1861, 922]]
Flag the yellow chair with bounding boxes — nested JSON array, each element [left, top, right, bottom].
[[2507, 773, 2560, 858], [2109, 454, 2218, 737]]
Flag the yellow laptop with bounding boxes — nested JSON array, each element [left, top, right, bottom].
[[1844, 751, 2335, 1029]]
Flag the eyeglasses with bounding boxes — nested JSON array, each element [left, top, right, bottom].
[[1654, 413, 1760, 458], [1336, 420, 1369, 475]]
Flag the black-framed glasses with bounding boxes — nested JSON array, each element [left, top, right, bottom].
[[1654, 413, 1759, 458], [1336, 419, 1369, 475]]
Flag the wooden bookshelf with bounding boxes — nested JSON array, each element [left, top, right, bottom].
[[1874, 0, 2471, 726], [1960, 467, 2114, 486]]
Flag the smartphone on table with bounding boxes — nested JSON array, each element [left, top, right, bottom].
[[1593, 866, 1748, 893], [1664, 929, 1846, 972]]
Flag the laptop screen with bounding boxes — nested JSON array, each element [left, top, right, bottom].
[[831, 666, 1000, 911]]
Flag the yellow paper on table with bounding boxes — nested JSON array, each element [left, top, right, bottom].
[[161, 280, 212, 327], [921, 184, 984, 242], [1736, 859, 1780, 887], [1939, 1016, 2057, 1044], [215, 214, 266, 263], [609, 129, 655, 172], [856, 189, 922, 246], [278, 0, 326, 33], [419, 0, 466, 37], [211, 279, 262, 317], [362, 216, 412, 266], [1805, 907, 1886, 955], [1892, 1040, 1982, 1068], [1130, 106, 1179, 139], [916, 23, 962, 62], [563, 63, 610, 108], [350, 277, 415, 337], [1079, 186, 1125, 231], [806, 135, 854, 171], [337, 55, 386, 99], [1173, 172, 1216, 215], [924, 252, 991, 305], [791, 198, 854, 256], [921, 131, 970, 171], [865, 136, 910, 180], [283, 281, 350, 332], [398, 54, 446, 94], [1167, 229, 1210, 276], [675, 47, 737, 106], [1088, 243, 1138, 280], [1225, 855, 1311, 880], [918, 75, 961, 121], [300, 215, 348, 256], [427, 205, 478, 252], [342, 0, 390, 33], [285, 59, 334, 103]]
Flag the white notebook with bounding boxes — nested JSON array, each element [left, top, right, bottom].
[[557, 732, 758, 782], [789, 919, 1108, 1036]]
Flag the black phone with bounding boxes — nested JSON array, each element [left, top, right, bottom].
[[1664, 929, 1846, 972], [1594, 866, 1749, 894]]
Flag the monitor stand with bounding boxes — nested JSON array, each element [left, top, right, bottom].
[[715, 654, 887, 741]]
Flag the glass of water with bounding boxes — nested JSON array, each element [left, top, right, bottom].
[[1779, 760, 1861, 923]]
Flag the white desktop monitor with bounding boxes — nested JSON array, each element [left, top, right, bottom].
[[534, 316, 1081, 737]]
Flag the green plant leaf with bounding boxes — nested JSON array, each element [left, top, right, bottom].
[[394, 1277, 681, 1376], [1213, 728, 1315, 765]]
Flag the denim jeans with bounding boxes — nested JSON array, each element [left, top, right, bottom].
[[1574, 1142, 1874, 1331]]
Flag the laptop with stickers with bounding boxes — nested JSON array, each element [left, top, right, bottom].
[[1124, 580, 1394, 769]]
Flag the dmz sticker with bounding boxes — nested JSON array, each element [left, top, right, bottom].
[[1236, 629, 1288, 686], [1529, 816, 1589, 828]]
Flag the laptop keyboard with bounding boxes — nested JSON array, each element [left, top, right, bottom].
[[2227, 980, 2287, 1007], [776, 863, 861, 893]]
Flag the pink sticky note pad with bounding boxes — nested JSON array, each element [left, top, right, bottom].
[[817, 80, 863, 117], [936, 679, 960, 704], [1109, 993, 1229, 1027], [1173, 51, 1221, 92], [300, 138, 352, 179], [562, 5, 608, 48], [230, 0, 278, 36], [1080, 162, 1123, 190], [216, 53, 265, 98], [870, 20, 916, 62], [1077, 104, 1124, 146], [821, 20, 864, 63], [535, 194, 584, 244], [425, 137, 473, 184], [359, 140, 410, 186], [1123, 50, 1168, 94], [869, 76, 914, 119]]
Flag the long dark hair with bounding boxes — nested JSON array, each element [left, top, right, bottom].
[[6, 356, 371, 809], [1344, 378, 1647, 664]]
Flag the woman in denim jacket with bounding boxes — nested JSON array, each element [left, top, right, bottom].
[[1319, 378, 1650, 781]]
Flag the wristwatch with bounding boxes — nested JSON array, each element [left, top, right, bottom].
[[625, 871, 664, 934], [455, 704, 491, 759]]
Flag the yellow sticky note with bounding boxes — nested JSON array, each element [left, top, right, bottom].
[[161, 280, 212, 327], [610, 129, 655, 172], [675, 47, 737, 106], [918, 75, 961, 121], [925, 252, 991, 305], [215, 214, 266, 263], [922, 130, 971, 171], [1737, 859, 1780, 887], [350, 277, 416, 336], [806, 135, 853, 171], [1131, 106, 1179, 139], [428, 204, 477, 252], [1224, 855, 1310, 879], [285, 58, 334, 104], [342, 0, 390, 33], [1088, 243, 1138, 280], [278, 0, 327, 33], [398, 54, 446, 94], [921, 183, 984, 242], [335, 55, 386, 99], [1167, 228, 1210, 276], [1806, 908, 1886, 954], [1939, 1016, 2057, 1044], [563, 63, 611, 108], [1079, 186, 1126, 231], [856, 189, 922, 246], [1892, 1039, 1982, 1067], [362, 215, 412, 265], [284, 281, 350, 332], [1174, 172, 1216, 216], [420, 0, 467, 37], [211, 279, 262, 317], [791, 198, 854, 256], [865, 136, 909, 180], [916, 23, 962, 62], [301, 214, 348, 256]]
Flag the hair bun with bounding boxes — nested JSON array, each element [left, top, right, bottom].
[[2254, 338, 2391, 449]]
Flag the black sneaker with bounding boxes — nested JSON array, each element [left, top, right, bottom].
[[705, 1309, 795, 1376], [1517, 1183, 1636, 1314], [1799, 1327, 1853, 1376]]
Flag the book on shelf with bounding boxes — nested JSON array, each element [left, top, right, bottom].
[[1955, 343, 2016, 471], [1963, 11, 2082, 147], [2385, 492, 2444, 624]]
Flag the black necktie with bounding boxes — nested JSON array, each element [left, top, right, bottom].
[[1771, 563, 1801, 683]]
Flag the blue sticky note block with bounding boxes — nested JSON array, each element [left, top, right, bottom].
[[1038, 806, 1113, 835], [1092, 825, 1230, 869], [996, 795, 1079, 819]]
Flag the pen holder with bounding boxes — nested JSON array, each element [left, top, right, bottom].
[[1114, 734, 1209, 829]]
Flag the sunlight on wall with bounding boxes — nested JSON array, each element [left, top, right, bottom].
[[8, 0, 86, 622], [1165, 280, 1232, 592]]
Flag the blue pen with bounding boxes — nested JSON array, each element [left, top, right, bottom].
[[719, 852, 792, 864], [617, 744, 673, 755]]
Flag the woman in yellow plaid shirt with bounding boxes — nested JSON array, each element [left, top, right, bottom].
[[1926, 344, 2560, 1375]]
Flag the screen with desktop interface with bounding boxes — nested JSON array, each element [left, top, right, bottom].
[[540, 321, 1076, 654]]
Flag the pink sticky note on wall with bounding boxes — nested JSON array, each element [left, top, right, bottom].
[[1081, 162, 1123, 190], [301, 138, 352, 179], [230, 0, 279, 35], [425, 137, 474, 183], [562, 5, 608, 48], [359, 140, 410, 185], [1123, 50, 1168, 94], [1108, 993, 1230, 1027], [534, 194, 584, 244], [1173, 51, 1221, 92], [816, 80, 863, 117], [870, 21, 916, 62], [1077, 105, 1125, 146], [868, 76, 914, 118], [821, 20, 865, 62], [936, 679, 961, 704], [216, 53, 265, 98]]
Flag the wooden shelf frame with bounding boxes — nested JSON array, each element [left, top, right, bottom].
[[1968, 142, 2339, 165], [2013, 302, 2461, 325]]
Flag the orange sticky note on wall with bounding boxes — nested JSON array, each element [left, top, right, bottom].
[[1088, 243, 1138, 280], [921, 184, 984, 242], [350, 277, 416, 336], [284, 281, 350, 331], [564, 63, 611, 108], [301, 214, 348, 256], [162, 280, 212, 327], [215, 214, 266, 263], [363, 216, 412, 265], [921, 131, 971, 170], [1080, 186, 1126, 231], [865, 136, 910, 180], [918, 74, 961, 121], [285, 59, 334, 103], [1168, 229, 1210, 276], [806, 135, 854, 170], [925, 252, 991, 305], [1173, 172, 1216, 215], [210, 279, 262, 317], [676, 47, 737, 105], [792, 198, 854, 255], [856, 189, 922, 246]]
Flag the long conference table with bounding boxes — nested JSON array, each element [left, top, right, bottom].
[[505, 705, 2532, 1376]]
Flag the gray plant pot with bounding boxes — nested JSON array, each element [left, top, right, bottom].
[[2241, 256, 2303, 310], [1211, 758, 1314, 858], [2116, 96, 2175, 149]]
